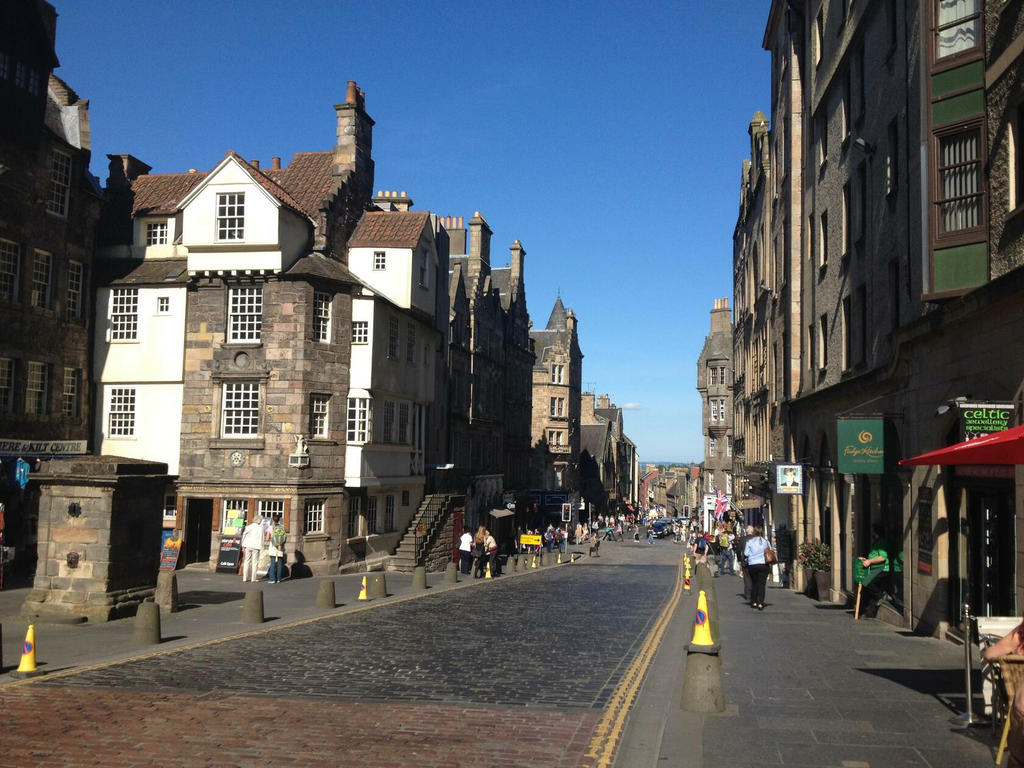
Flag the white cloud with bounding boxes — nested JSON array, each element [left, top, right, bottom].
[[622, 402, 642, 410]]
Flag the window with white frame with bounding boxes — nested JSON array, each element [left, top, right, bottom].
[[936, 126, 983, 235], [709, 437, 717, 456], [373, 251, 386, 270], [146, 221, 168, 246], [710, 399, 719, 421], [352, 321, 368, 344], [221, 382, 260, 437], [347, 496, 360, 538], [936, 0, 980, 60], [108, 387, 136, 437], [0, 239, 19, 301], [227, 287, 262, 342], [366, 496, 378, 533], [387, 317, 399, 358], [110, 288, 139, 340], [163, 494, 177, 518], [0, 358, 13, 413], [157, 296, 170, 313], [549, 397, 565, 417], [216, 192, 245, 241], [258, 499, 284, 520], [313, 292, 331, 342], [726, 437, 732, 457], [67, 261, 83, 319], [222, 498, 248, 532], [551, 364, 564, 384], [347, 397, 370, 442], [406, 323, 415, 362], [382, 399, 395, 443], [47, 149, 72, 217], [547, 429, 565, 446], [398, 402, 409, 444], [32, 251, 51, 308], [62, 367, 79, 418], [304, 499, 325, 535], [26, 361, 47, 415], [310, 394, 329, 438], [384, 495, 395, 531]]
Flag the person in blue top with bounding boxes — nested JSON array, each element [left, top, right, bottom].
[[744, 526, 772, 610]]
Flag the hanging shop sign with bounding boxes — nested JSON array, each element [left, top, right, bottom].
[[957, 402, 1014, 442], [775, 464, 803, 495], [837, 419, 884, 474]]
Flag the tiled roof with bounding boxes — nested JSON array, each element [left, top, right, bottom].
[[97, 257, 188, 287], [284, 253, 359, 285], [132, 172, 206, 216], [266, 152, 336, 219], [223, 151, 306, 218], [349, 211, 431, 248]]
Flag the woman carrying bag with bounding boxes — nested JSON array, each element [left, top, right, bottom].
[[744, 526, 775, 611]]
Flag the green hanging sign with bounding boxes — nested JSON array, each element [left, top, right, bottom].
[[837, 418, 884, 474]]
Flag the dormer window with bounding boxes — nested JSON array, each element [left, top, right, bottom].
[[216, 192, 245, 241], [146, 221, 168, 246]]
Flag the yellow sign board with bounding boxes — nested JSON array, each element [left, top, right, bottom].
[[520, 534, 542, 546]]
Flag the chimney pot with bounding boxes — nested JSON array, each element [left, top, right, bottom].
[[346, 80, 358, 104], [250, 159, 259, 169], [272, 156, 281, 170]]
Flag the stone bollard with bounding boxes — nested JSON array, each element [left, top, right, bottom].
[[696, 562, 714, 591], [412, 566, 427, 590], [131, 601, 161, 645], [155, 571, 179, 614], [316, 580, 337, 609], [368, 572, 388, 599], [680, 590, 725, 713], [507, 555, 516, 572], [243, 589, 265, 624], [704, 582, 720, 641], [445, 562, 459, 583], [538, 551, 545, 566]]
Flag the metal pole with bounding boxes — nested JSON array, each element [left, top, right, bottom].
[[950, 601, 988, 728]]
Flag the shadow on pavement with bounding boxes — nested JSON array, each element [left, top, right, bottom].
[[177, 590, 244, 606], [858, 666, 964, 700]]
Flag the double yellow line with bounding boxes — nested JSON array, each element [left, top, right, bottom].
[[584, 555, 685, 767]]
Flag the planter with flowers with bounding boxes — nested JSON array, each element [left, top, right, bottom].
[[797, 540, 832, 600]]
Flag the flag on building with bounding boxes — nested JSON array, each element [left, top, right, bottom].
[[714, 490, 728, 521]]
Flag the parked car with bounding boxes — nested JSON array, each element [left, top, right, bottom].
[[651, 519, 674, 538]]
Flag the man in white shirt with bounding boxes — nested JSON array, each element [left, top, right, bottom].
[[458, 527, 474, 575], [240, 517, 265, 582]]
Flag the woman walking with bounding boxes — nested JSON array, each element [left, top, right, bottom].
[[744, 526, 772, 610]]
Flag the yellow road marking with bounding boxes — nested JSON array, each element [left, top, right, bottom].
[[584, 553, 685, 767]]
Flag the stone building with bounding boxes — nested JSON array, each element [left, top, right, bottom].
[[0, 1, 101, 575], [696, 298, 734, 530], [578, 392, 638, 518], [446, 214, 533, 529], [749, 0, 1024, 634], [97, 83, 376, 572], [529, 296, 583, 490]]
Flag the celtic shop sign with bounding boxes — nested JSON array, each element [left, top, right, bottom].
[[837, 418, 884, 474], [957, 402, 1014, 441]]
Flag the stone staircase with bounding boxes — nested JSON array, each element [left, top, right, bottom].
[[388, 493, 459, 572]]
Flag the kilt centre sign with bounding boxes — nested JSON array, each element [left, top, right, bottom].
[[837, 418, 884, 474]]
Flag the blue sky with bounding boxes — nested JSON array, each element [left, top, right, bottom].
[[55, 0, 770, 464]]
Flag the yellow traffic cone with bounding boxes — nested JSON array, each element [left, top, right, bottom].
[[684, 563, 692, 593], [13, 624, 43, 678], [357, 576, 368, 601], [690, 591, 715, 648], [485, 561, 492, 579], [531, 554, 537, 569], [557, 552, 562, 564]]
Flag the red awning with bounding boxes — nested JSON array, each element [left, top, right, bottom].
[[899, 425, 1024, 466]]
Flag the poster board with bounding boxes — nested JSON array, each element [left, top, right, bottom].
[[159, 534, 183, 571], [215, 536, 242, 573]]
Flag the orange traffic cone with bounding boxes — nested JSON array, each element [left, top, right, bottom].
[[357, 576, 368, 601], [12, 624, 43, 678], [689, 591, 716, 649]]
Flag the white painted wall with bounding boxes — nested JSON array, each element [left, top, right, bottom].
[[349, 246, 413, 307], [94, 286, 186, 382], [96, 383, 183, 474], [349, 295, 375, 390]]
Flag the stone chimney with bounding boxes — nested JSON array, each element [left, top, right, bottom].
[[443, 216, 466, 255], [710, 297, 731, 334], [373, 190, 413, 212], [105, 153, 151, 191], [334, 80, 375, 199], [250, 158, 260, 169], [100, 154, 153, 246], [509, 239, 525, 293], [580, 392, 599, 425], [566, 309, 577, 334], [467, 211, 491, 283], [597, 394, 611, 409], [749, 111, 769, 173]]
